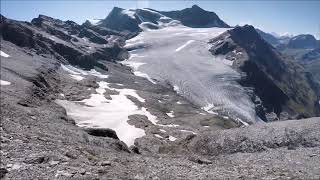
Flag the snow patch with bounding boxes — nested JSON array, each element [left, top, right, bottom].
[[61, 64, 109, 79], [202, 103, 219, 115], [159, 129, 166, 133], [134, 71, 157, 84], [158, 124, 179, 128], [89, 69, 109, 79], [0, 51, 10, 58], [122, 61, 146, 70], [180, 129, 197, 134], [88, 19, 101, 25], [122, 9, 136, 19], [168, 136, 177, 141], [166, 111, 174, 118], [56, 81, 150, 146], [154, 134, 163, 139], [70, 74, 84, 81], [141, 107, 158, 124], [173, 85, 180, 92], [0, 80, 11, 86]]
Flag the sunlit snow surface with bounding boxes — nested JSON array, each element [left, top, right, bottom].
[[0, 51, 10, 58], [123, 25, 257, 123], [0, 80, 11, 86], [56, 81, 149, 146]]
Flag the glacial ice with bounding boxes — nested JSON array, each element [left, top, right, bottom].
[[123, 25, 257, 123]]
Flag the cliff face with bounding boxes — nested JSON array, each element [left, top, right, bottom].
[[209, 25, 320, 121]]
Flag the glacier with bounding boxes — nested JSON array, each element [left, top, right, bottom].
[[123, 18, 257, 123]]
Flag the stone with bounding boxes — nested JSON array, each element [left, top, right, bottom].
[[24, 156, 49, 164], [84, 127, 119, 139], [0, 168, 8, 179], [100, 161, 111, 166], [188, 156, 213, 165]]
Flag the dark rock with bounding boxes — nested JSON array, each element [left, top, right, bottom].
[[24, 156, 49, 164], [60, 116, 76, 125], [130, 145, 141, 154], [84, 127, 119, 139], [0, 168, 8, 179], [188, 156, 213, 165], [65, 151, 78, 159]]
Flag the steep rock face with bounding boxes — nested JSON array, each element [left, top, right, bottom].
[[159, 5, 230, 28], [288, 34, 318, 49], [0, 14, 128, 70], [209, 25, 320, 120]]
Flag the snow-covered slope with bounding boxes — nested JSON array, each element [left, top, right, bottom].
[[123, 24, 257, 124]]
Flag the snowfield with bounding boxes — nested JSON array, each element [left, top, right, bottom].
[[123, 25, 257, 123], [56, 81, 150, 146]]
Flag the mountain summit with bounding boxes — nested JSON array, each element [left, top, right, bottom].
[[96, 5, 229, 32]]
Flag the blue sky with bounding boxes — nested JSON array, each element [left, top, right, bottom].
[[1, 0, 319, 39]]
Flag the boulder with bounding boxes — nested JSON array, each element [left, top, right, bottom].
[[84, 127, 119, 139]]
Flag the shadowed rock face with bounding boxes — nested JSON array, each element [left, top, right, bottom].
[[209, 25, 320, 120]]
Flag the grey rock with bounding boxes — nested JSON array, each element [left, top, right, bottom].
[[0, 168, 8, 179], [24, 155, 49, 164]]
